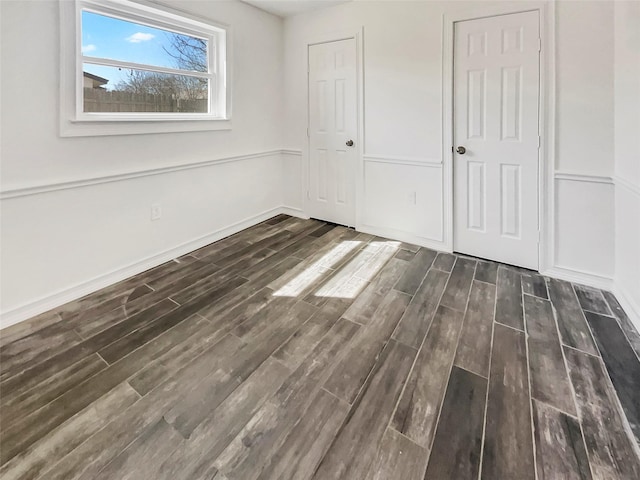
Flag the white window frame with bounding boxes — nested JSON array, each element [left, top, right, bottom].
[[60, 0, 232, 136]]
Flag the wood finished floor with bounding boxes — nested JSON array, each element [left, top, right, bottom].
[[1, 215, 640, 480]]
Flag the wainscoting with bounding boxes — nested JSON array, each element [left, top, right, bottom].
[[0, 150, 288, 328], [360, 155, 444, 250]]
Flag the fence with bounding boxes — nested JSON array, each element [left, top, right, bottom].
[[83, 88, 207, 113]]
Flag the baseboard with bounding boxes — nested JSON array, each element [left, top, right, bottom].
[[542, 265, 614, 291], [357, 223, 449, 252], [0, 206, 286, 330], [613, 284, 640, 334], [280, 206, 309, 219]]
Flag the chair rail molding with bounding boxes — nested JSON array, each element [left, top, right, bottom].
[[363, 154, 442, 168], [0, 149, 287, 200]]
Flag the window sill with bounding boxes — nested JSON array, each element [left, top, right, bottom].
[[60, 117, 232, 137]]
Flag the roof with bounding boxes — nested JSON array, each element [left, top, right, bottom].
[[83, 71, 108, 85]]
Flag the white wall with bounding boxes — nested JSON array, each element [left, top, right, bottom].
[[1, 0, 631, 328], [283, 0, 617, 278], [0, 0, 285, 326], [614, 0, 640, 324]]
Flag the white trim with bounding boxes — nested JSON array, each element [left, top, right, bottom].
[[0, 149, 285, 200], [363, 155, 442, 168], [0, 206, 291, 329], [554, 172, 615, 185], [304, 27, 365, 230], [281, 149, 303, 157], [616, 175, 640, 197], [280, 206, 309, 219], [542, 265, 614, 291], [613, 284, 640, 335], [357, 223, 450, 253], [442, 2, 556, 273]]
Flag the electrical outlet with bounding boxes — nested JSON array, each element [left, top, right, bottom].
[[151, 203, 162, 221], [409, 191, 417, 205]]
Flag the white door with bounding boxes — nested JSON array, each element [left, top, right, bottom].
[[308, 38, 357, 227], [453, 11, 540, 269]]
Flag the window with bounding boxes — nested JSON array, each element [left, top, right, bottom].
[[60, 0, 230, 135]]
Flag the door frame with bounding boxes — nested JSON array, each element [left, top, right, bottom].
[[304, 28, 364, 228], [442, 2, 556, 272]]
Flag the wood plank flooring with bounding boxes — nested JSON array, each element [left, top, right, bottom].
[[1, 215, 640, 479]]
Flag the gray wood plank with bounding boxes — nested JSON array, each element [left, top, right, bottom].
[[213, 319, 361, 480], [41, 329, 244, 480], [0, 298, 179, 403], [308, 223, 334, 237], [353, 241, 400, 282], [395, 249, 416, 261], [522, 273, 549, 299], [255, 388, 350, 480], [574, 284, 612, 315], [323, 290, 411, 403], [349, 253, 408, 310], [99, 277, 247, 364], [392, 305, 465, 448], [532, 400, 593, 480], [564, 346, 640, 479], [312, 340, 416, 480], [126, 297, 260, 396], [394, 248, 437, 295], [481, 323, 535, 480], [272, 297, 347, 369], [72, 286, 155, 339], [0, 383, 139, 480], [525, 294, 577, 415], [0, 354, 107, 429], [94, 417, 184, 480], [0, 314, 218, 465], [0, 311, 65, 349], [302, 242, 383, 306], [454, 280, 496, 377], [494, 266, 524, 330], [423, 366, 487, 480], [432, 252, 456, 272], [585, 311, 640, 443], [232, 297, 315, 343], [0, 327, 84, 382], [439, 257, 476, 312], [367, 428, 428, 480], [392, 268, 450, 349], [547, 278, 599, 355], [474, 260, 498, 284], [157, 357, 292, 480], [165, 301, 316, 439], [602, 290, 640, 360]]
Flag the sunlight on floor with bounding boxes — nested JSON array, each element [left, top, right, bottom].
[[272, 240, 362, 297], [273, 239, 401, 299]]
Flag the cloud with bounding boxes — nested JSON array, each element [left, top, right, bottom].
[[126, 32, 155, 43], [81, 44, 97, 53]]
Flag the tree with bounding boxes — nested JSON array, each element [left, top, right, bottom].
[[114, 33, 208, 99]]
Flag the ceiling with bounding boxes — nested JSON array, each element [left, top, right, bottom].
[[241, 0, 352, 18]]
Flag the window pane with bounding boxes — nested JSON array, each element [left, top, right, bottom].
[[82, 11, 208, 73], [83, 65, 208, 113]]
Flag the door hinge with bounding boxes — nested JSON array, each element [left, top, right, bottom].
[[538, 38, 542, 52], [307, 127, 310, 138], [307, 190, 311, 200], [538, 135, 541, 149]]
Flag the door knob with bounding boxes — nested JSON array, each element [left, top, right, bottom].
[[456, 146, 466, 154], [346, 140, 354, 147]]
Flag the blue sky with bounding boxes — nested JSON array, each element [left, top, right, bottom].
[[82, 10, 203, 89]]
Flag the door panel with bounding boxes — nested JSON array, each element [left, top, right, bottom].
[[454, 11, 540, 269], [308, 39, 357, 227]]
